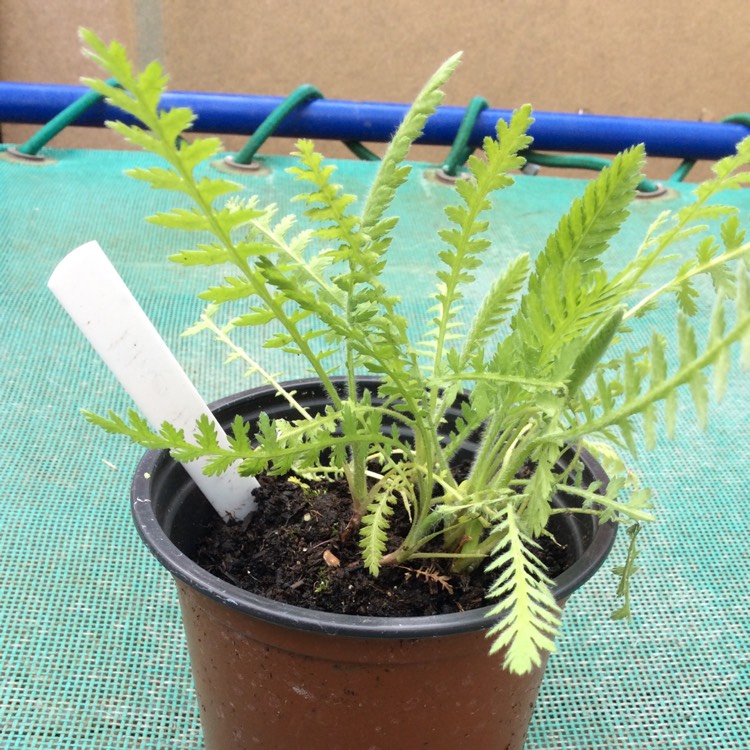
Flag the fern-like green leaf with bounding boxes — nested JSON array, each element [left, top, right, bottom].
[[566, 305, 625, 395], [80, 28, 137, 89], [462, 253, 530, 369], [508, 145, 645, 378], [738, 263, 750, 368], [199, 277, 256, 303], [553, 308, 750, 449], [359, 492, 396, 576], [361, 52, 462, 234], [611, 523, 642, 621], [721, 214, 746, 252], [194, 176, 243, 206], [698, 238, 737, 297], [178, 137, 224, 171], [429, 105, 534, 383], [521, 443, 559, 536], [146, 207, 211, 231], [674, 262, 700, 316], [82, 408, 174, 451], [644, 332, 667, 448], [677, 314, 708, 428], [708, 295, 729, 400], [485, 505, 562, 675]]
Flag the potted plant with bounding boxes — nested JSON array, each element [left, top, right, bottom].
[[70, 29, 750, 749]]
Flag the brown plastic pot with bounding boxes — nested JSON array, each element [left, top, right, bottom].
[[131, 378, 617, 750]]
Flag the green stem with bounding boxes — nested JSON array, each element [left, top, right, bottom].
[[468, 415, 536, 493]]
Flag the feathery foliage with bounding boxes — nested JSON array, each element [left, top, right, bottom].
[[80, 28, 750, 675]]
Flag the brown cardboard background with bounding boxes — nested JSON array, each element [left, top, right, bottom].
[[2, 0, 748, 180]]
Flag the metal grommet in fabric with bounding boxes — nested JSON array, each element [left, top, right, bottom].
[[223, 155, 263, 171], [433, 167, 466, 184], [635, 183, 672, 200], [5, 147, 50, 163], [214, 155, 271, 176]]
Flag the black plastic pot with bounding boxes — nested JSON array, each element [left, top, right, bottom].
[[132, 377, 617, 750]]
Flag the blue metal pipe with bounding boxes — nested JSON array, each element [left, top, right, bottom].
[[1, 81, 748, 160]]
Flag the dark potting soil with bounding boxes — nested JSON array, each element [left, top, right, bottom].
[[193, 472, 573, 618]]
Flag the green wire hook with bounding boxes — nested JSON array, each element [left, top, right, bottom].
[[524, 151, 661, 193], [11, 77, 119, 159], [439, 96, 660, 192], [670, 113, 750, 183], [229, 84, 379, 166], [441, 96, 489, 177], [231, 84, 324, 166]]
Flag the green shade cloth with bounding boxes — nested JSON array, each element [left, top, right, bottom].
[[1, 146, 749, 748]]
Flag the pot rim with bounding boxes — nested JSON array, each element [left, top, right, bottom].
[[131, 378, 618, 639]]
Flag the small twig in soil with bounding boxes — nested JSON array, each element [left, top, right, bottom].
[[399, 565, 455, 595]]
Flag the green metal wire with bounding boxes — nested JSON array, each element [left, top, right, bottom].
[[231, 84, 380, 164], [437, 95, 661, 191], [344, 140, 380, 161], [670, 158, 696, 183], [232, 84, 324, 165], [722, 113, 750, 128], [16, 75, 735, 186], [525, 151, 661, 193], [441, 96, 489, 176], [12, 77, 377, 166], [670, 114, 750, 182], [16, 77, 118, 156]]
